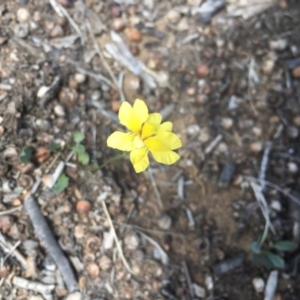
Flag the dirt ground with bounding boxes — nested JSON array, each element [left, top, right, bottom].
[[1, 0, 300, 299]]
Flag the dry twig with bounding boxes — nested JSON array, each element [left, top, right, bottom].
[[100, 197, 134, 275], [24, 179, 78, 292]]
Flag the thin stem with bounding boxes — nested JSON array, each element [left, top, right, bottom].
[[98, 152, 128, 170]]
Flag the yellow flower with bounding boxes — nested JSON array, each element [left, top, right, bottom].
[[107, 99, 182, 173]]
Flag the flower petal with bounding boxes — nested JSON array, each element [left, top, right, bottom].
[[107, 131, 135, 151], [145, 132, 182, 151], [130, 147, 149, 173], [125, 99, 149, 133], [141, 122, 159, 139], [157, 121, 173, 133], [147, 113, 162, 124], [119, 101, 133, 128], [151, 150, 180, 165]]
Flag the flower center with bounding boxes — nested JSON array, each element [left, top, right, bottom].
[[133, 135, 145, 149]]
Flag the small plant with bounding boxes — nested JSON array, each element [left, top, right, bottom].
[[52, 173, 69, 195], [72, 132, 90, 165], [20, 146, 33, 163], [250, 239, 294, 269]]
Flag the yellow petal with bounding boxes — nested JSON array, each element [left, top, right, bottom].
[[145, 132, 182, 151], [119, 102, 133, 128], [126, 99, 149, 133], [141, 122, 159, 139], [144, 136, 170, 152], [151, 150, 180, 165], [157, 121, 173, 133], [156, 132, 182, 150], [107, 131, 135, 151], [147, 113, 162, 124], [130, 147, 149, 173]]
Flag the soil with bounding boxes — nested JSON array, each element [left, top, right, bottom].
[[1, 0, 300, 299]]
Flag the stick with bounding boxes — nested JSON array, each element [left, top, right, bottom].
[[204, 134, 222, 155], [100, 198, 134, 275], [147, 168, 164, 210], [12, 276, 55, 295], [24, 180, 78, 292], [259, 141, 272, 191]]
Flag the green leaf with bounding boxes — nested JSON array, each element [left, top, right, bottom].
[[73, 132, 84, 144], [264, 251, 285, 269], [271, 241, 294, 252], [72, 144, 85, 155], [250, 241, 261, 254], [252, 253, 272, 269], [20, 146, 33, 163], [52, 173, 69, 195], [78, 152, 89, 165], [49, 142, 60, 153]]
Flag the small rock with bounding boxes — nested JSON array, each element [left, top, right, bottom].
[[221, 118, 233, 130], [112, 18, 126, 32], [17, 8, 30, 23], [193, 283, 206, 298], [74, 73, 86, 84], [126, 28, 142, 42], [58, 0, 73, 7], [65, 292, 83, 300], [187, 124, 200, 135], [124, 73, 141, 92], [187, 87, 196, 96], [287, 126, 299, 139], [205, 275, 213, 290], [14, 23, 29, 38], [124, 233, 140, 250], [196, 64, 210, 78], [110, 3, 121, 17], [166, 10, 181, 24], [270, 200, 282, 212], [111, 100, 121, 112], [293, 116, 300, 127], [252, 277, 265, 293], [98, 255, 112, 271], [50, 25, 64, 38], [287, 162, 298, 174], [86, 263, 99, 277], [76, 200, 91, 217], [158, 214, 172, 230], [250, 142, 263, 153], [263, 59, 275, 74], [54, 104, 66, 117], [147, 57, 161, 70], [269, 39, 287, 51], [292, 66, 300, 78], [177, 17, 189, 31], [0, 216, 14, 234], [37, 86, 50, 98], [74, 225, 85, 239]]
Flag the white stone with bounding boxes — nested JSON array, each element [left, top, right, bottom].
[[252, 277, 264, 293]]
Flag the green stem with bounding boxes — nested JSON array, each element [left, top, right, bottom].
[[98, 152, 128, 170]]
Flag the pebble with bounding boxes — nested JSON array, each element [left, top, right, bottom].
[[270, 200, 282, 212], [292, 66, 300, 78], [252, 277, 265, 293], [0, 216, 14, 234], [166, 10, 181, 23], [196, 64, 210, 78], [54, 104, 66, 117], [112, 18, 126, 32], [221, 117, 233, 130], [126, 28, 142, 42], [187, 124, 200, 135], [193, 283, 206, 298], [293, 116, 300, 127], [65, 292, 83, 300], [50, 25, 64, 38], [76, 200, 91, 217], [111, 100, 121, 112], [98, 255, 112, 271], [17, 8, 30, 23], [157, 214, 172, 230], [177, 17, 189, 31], [74, 73, 86, 84], [287, 161, 298, 174], [287, 126, 299, 139], [87, 263, 99, 277], [129, 44, 140, 56], [187, 87, 196, 96], [14, 23, 29, 38], [269, 39, 287, 51], [35, 146, 50, 164], [124, 233, 140, 250], [37, 86, 50, 98], [147, 57, 161, 70], [250, 142, 263, 153]]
